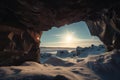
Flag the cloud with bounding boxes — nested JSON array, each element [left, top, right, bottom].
[[51, 34, 63, 39], [53, 34, 61, 37]]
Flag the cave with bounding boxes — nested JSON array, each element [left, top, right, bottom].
[[0, 0, 120, 66]]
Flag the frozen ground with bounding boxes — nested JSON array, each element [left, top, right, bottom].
[[0, 58, 101, 80], [0, 45, 120, 80], [40, 45, 106, 63]]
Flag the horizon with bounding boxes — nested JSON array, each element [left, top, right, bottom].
[[40, 43, 104, 48]]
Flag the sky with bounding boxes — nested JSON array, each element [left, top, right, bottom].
[[40, 21, 103, 48]]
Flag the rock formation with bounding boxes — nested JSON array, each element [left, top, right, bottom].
[[0, 0, 120, 65]]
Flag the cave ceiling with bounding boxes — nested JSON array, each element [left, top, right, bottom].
[[0, 0, 120, 66], [0, 0, 120, 31]]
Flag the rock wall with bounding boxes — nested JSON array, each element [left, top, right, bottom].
[[86, 9, 120, 51], [0, 0, 120, 65], [0, 0, 119, 31], [0, 26, 42, 66]]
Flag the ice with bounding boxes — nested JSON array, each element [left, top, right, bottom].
[[40, 44, 106, 63], [56, 50, 70, 58]]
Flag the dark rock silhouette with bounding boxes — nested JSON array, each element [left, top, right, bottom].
[[0, 30, 42, 66], [54, 75, 69, 80], [0, 0, 120, 65]]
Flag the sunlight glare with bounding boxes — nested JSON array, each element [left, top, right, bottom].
[[65, 35, 73, 42]]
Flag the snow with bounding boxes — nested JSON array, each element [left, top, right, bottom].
[[44, 56, 75, 67], [0, 61, 100, 80], [56, 50, 70, 57], [40, 45, 106, 63], [85, 50, 120, 80], [0, 45, 120, 80]]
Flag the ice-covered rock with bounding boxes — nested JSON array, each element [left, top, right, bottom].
[[40, 53, 53, 63], [40, 45, 106, 63], [70, 51, 77, 57], [78, 45, 105, 57], [56, 50, 69, 58], [76, 46, 82, 56], [41, 53, 52, 58]]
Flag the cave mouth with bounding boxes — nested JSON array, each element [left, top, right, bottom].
[[40, 21, 103, 48], [0, 0, 120, 66], [40, 21, 105, 63], [0, 21, 105, 66]]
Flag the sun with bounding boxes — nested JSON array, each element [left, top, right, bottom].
[[65, 35, 73, 42]]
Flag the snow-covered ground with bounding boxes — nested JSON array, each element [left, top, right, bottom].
[[0, 60, 101, 80], [0, 45, 120, 80], [40, 45, 106, 63]]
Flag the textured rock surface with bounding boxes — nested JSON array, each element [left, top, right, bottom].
[[86, 9, 120, 51], [0, 30, 42, 66], [0, 0, 120, 49], [0, 0, 120, 31], [0, 0, 120, 65]]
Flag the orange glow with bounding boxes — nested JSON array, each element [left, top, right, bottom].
[[37, 36, 40, 40]]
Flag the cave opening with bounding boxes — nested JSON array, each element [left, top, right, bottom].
[[40, 21, 105, 63], [40, 21, 103, 48], [0, 0, 119, 67], [0, 0, 120, 79]]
